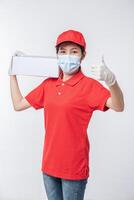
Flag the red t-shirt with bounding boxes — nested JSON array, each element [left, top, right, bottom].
[[25, 70, 111, 180]]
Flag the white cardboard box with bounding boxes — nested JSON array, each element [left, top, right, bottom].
[[10, 55, 60, 77]]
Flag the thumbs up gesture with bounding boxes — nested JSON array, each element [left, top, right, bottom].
[[90, 55, 116, 87]]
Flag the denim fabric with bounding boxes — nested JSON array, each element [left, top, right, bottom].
[[42, 172, 88, 200]]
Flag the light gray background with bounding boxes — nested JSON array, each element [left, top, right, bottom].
[[0, 0, 133, 200]]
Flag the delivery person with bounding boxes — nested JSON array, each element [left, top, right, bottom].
[[9, 29, 124, 200]]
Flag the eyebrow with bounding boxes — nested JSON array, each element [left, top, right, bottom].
[[59, 47, 79, 50]]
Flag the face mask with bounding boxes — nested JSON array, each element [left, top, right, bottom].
[[57, 55, 81, 75]]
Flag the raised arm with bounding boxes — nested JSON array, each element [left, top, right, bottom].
[[10, 75, 31, 111], [90, 56, 124, 112], [105, 81, 124, 112]]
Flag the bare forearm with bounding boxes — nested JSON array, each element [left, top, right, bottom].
[[10, 75, 30, 111], [108, 80, 124, 111]]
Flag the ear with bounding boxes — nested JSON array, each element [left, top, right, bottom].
[[81, 51, 86, 61]]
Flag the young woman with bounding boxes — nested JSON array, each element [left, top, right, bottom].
[[9, 29, 124, 200]]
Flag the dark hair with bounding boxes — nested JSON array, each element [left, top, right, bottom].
[[56, 42, 85, 54]]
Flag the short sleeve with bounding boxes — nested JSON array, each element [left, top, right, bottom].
[[90, 80, 111, 112], [25, 79, 49, 110]]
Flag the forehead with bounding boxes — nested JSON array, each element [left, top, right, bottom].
[[59, 42, 80, 49]]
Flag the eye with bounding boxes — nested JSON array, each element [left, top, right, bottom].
[[59, 50, 66, 54], [72, 51, 78, 53]]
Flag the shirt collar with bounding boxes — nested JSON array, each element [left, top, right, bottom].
[[55, 69, 85, 87]]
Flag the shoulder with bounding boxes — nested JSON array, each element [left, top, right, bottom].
[[83, 74, 110, 96], [83, 74, 104, 88], [41, 77, 58, 85]]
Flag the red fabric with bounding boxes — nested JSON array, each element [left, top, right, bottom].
[[25, 70, 111, 180], [55, 29, 86, 49]]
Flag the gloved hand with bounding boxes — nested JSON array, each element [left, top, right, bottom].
[[8, 50, 26, 75], [90, 55, 116, 86]]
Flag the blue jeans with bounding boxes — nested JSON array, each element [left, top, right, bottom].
[[42, 172, 88, 200]]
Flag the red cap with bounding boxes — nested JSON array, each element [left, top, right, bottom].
[[55, 29, 86, 49]]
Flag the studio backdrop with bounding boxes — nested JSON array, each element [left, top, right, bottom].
[[0, 0, 133, 200]]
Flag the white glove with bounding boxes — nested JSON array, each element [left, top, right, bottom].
[[8, 50, 26, 75], [90, 55, 116, 86]]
